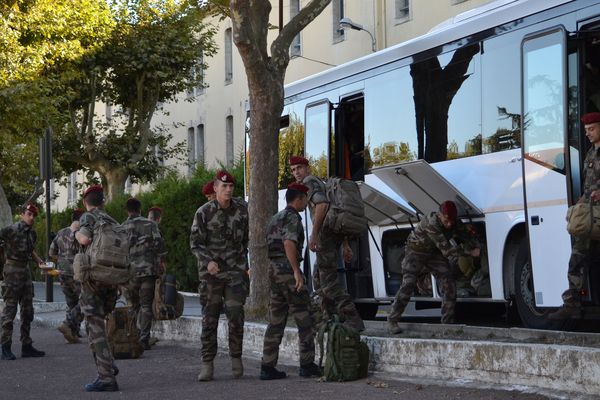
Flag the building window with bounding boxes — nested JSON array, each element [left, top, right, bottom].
[[197, 51, 205, 95], [226, 116, 234, 168], [395, 0, 410, 21], [290, 0, 301, 56], [196, 124, 205, 166], [225, 28, 233, 84], [187, 126, 196, 176], [332, 0, 345, 43]]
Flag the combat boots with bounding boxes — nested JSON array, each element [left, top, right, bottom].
[[1, 343, 16, 360], [58, 323, 79, 344], [84, 378, 119, 392], [140, 338, 151, 351], [260, 365, 287, 380], [197, 361, 214, 381], [232, 357, 244, 378], [548, 304, 582, 320], [387, 320, 403, 335], [298, 362, 322, 378], [21, 343, 45, 358]]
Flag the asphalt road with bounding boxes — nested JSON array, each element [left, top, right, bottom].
[[0, 323, 554, 400]]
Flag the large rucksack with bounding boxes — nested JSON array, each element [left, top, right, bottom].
[[323, 177, 367, 237], [318, 317, 370, 382], [153, 274, 185, 320], [87, 214, 130, 285], [106, 305, 144, 359]]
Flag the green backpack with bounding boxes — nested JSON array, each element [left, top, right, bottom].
[[318, 316, 370, 381]]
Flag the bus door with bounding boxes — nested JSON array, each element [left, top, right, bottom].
[[521, 28, 571, 307]]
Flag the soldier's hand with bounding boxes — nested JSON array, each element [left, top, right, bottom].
[[592, 190, 600, 202], [470, 248, 481, 257], [309, 235, 318, 252], [207, 261, 220, 275], [343, 245, 353, 263], [293, 270, 305, 292]]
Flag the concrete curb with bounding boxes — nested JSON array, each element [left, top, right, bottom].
[[151, 316, 600, 397]]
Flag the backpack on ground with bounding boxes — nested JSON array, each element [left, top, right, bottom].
[[106, 305, 144, 359], [88, 214, 130, 285], [318, 316, 370, 382], [323, 177, 367, 237], [153, 274, 185, 320]]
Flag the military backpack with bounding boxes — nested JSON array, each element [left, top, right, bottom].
[[323, 177, 367, 237], [106, 305, 144, 359], [153, 274, 185, 320], [318, 316, 370, 382]]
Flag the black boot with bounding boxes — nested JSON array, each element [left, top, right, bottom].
[[1, 343, 16, 360], [21, 343, 45, 358], [84, 377, 119, 392], [140, 338, 151, 351], [299, 362, 322, 378], [260, 365, 287, 380]]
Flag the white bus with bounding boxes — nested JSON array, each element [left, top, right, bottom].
[[272, 0, 600, 329]]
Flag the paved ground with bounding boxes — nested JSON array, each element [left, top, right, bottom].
[[0, 323, 555, 400]]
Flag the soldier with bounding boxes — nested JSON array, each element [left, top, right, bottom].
[[190, 170, 249, 382], [123, 198, 166, 350], [0, 203, 46, 360], [202, 180, 216, 202], [50, 208, 85, 344], [147, 206, 163, 224], [260, 183, 321, 380], [289, 155, 365, 332], [387, 201, 480, 334], [75, 185, 120, 392], [550, 112, 600, 320]]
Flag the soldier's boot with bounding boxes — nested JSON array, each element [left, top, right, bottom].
[[58, 323, 80, 344], [548, 304, 582, 320], [197, 361, 214, 382], [298, 362, 322, 378], [148, 337, 159, 346], [21, 343, 45, 358], [92, 352, 118, 376], [1, 343, 16, 360], [140, 338, 151, 351], [231, 357, 243, 378], [387, 320, 403, 335], [84, 377, 119, 392], [260, 365, 287, 380]]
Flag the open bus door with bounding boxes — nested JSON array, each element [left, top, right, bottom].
[[520, 28, 571, 322]]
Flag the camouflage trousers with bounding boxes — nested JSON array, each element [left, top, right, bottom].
[[389, 249, 456, 324], [59, 274, 83, 335], [562, 236, 600, 306], [1, 262, 34, 346], [128, 275, 156, 342], [80, 280, 118, 382], [262, 260, 314, 367], [201, 276, 247, 362], [314, 229, 364, 330]]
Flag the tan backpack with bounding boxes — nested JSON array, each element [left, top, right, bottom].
[[152, 274, 184, 320], [106, 306, 144, 359]]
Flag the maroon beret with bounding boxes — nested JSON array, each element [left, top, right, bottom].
[[83, 184, 103, 198], [439, 200, 458, 222], [287, 183, 309, 194], [289, 155, 309, 166], [216, 170, 234, 184], [202, 180, 215, 195], [25, 203, 38, 217], [149, 206, 162, 213], [581, 112, 600, 125], [73, 208, 85, 219]]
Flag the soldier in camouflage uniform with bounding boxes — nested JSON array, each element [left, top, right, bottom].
[[388, 201, 480, 334], [75, 185, 120, 392], [260, 183, 322, 380], [123, 198, 166, 349], [0, 203, 46, 360], [550, 112, 600, 320], [49, 208, 85, 344], [289, 156, 365, 333], [190, 170, 249, 382], [198, 181, 216, 312]]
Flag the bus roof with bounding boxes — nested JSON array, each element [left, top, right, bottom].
[[285, 0, 574, 100]]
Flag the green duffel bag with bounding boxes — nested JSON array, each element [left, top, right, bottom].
[[566, 202, 600, 240]]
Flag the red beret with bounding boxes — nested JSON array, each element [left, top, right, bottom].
[[83, 184, 103, 198], [289, 155, 309, 166], [439, 200, 458, 222], [73, 208, 85, 219], [582, 112, 600, 125], [287, 183, 309, 194], [149, 206, 162, 213], [215, 170, 234, 184], [25, 203, 38, 217], [202, 180, 215, 195]]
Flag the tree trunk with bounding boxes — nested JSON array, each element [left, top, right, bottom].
[[103, 168, 128, 202], [0, 181, 12, 228]]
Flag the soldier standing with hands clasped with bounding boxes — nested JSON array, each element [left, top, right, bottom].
[[191, 170, 249, 382], [260, 183, 322, 380]]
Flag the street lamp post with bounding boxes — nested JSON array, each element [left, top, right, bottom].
[[339, 17, 377, 52]]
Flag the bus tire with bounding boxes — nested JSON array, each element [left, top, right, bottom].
[[514, 240, 561, 330], [355, 303, 378, 320]]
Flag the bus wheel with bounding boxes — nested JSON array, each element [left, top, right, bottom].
[[355, 303, 378, 320], [514, 240, 560, 329]]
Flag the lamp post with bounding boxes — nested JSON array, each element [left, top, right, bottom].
[[339, 17, 377, 52]]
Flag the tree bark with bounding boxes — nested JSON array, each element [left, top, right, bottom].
[[0, 181, 12, 228], [102, 167, 128, 202]]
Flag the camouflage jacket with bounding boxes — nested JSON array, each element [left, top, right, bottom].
[[190, 198, 249, 281], [49, 226, 79, 275], [582, 146, 600, 200], [123, 215, 166, 278], [266, 206, 305, 263], [406, 213, 479, 262], [302, 175, 328, 222], [0, 220, 36, 262]]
